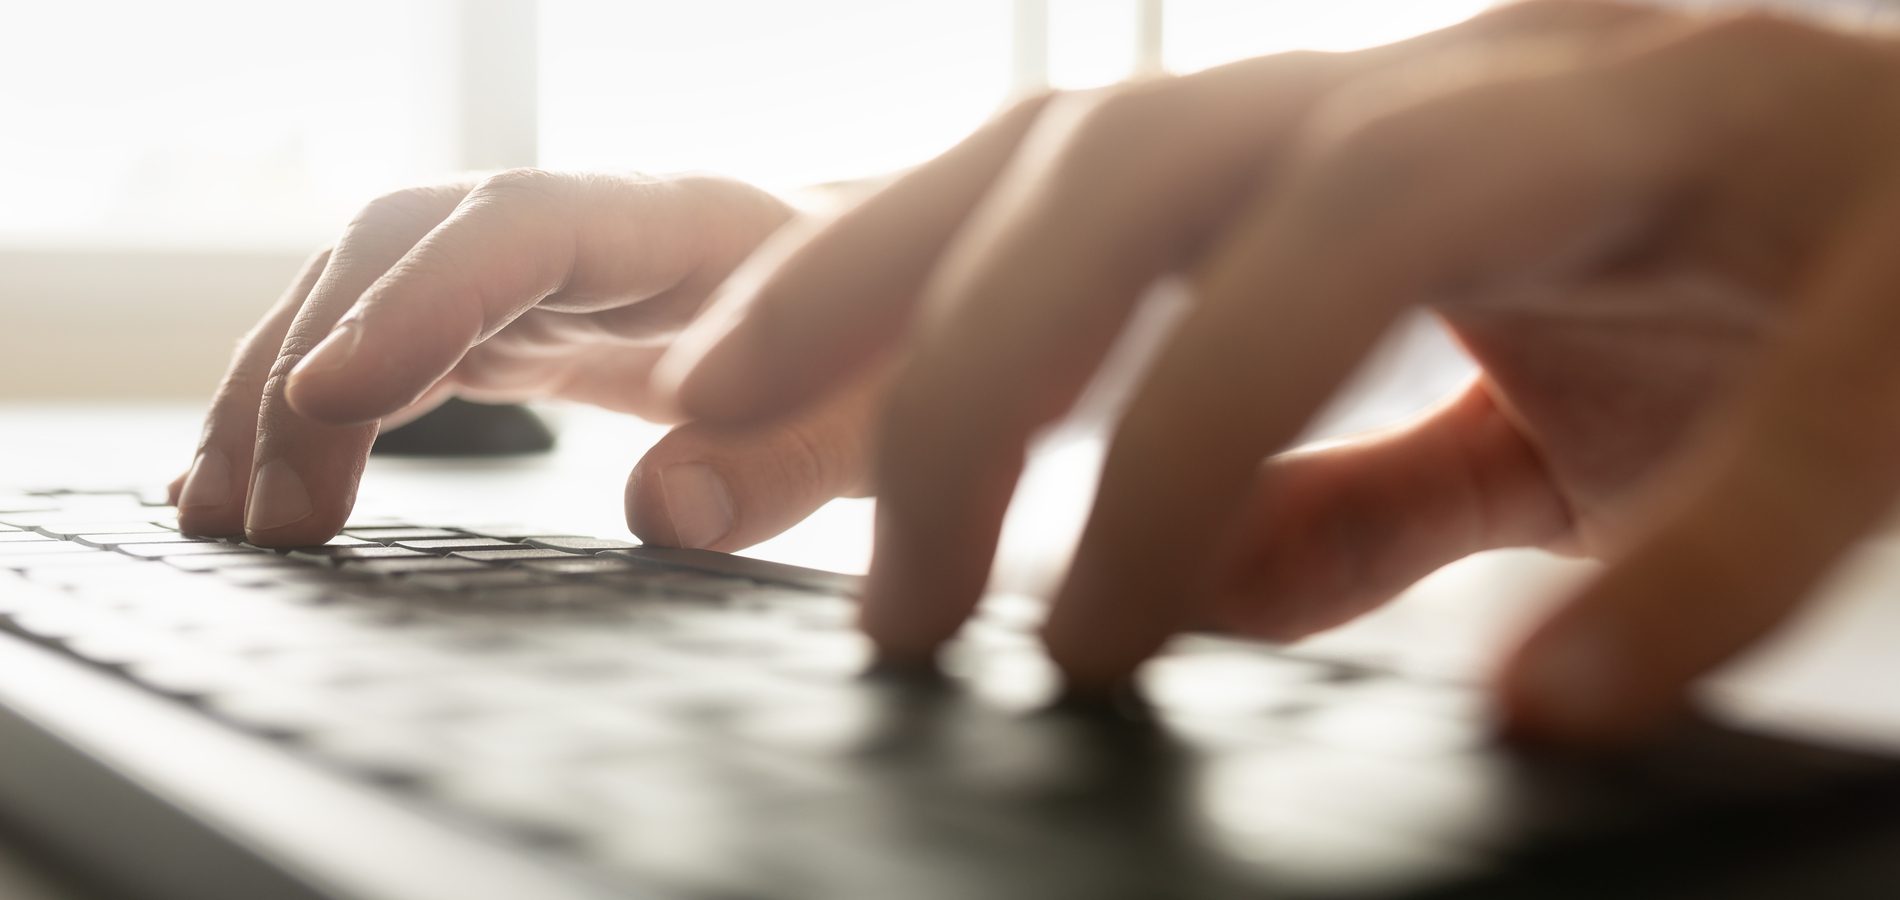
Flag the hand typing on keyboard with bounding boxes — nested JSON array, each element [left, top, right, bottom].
[[651, 2, 1900, 746], [170, 172, 879, 555]]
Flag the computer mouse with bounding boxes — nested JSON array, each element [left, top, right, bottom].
[[370, 398, 556, 456]]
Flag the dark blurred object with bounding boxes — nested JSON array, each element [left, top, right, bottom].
[[370, 399, 555, 457]]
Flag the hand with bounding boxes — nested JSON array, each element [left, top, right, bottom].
[[171, 170, 876, 551], [658, 0, 1900, 745]]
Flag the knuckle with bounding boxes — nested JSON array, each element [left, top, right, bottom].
[[1293, 107, 1444, 233], [1001, 87, 1067, 126], [1057, 84, 1174, 172], [471, 167, 568, 205], [1687, 11, 1813, 53], [1474, 0, 1638, 29], [776, 418, 838, 496], [351, 185, 459, 233]]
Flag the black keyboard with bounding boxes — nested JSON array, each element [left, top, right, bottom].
[[4, 488, 1900, 900]]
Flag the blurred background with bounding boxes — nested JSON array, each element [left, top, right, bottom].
[[0, 0, 1501, 400]]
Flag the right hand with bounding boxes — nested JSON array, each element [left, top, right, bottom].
[[170, 170, 878, 550]]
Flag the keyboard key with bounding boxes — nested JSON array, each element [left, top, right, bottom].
[[404, 569, 552, 593], [163, 554, 314, 572], [10, 553, 143, 575], [392, 537, 523, 553], [523, 537, 638, 553], [305, 729, 452, 784], [120, 543, 254, 559], [602, 547, 861, 595], [0, 532, 55, 544], [348, 557, 493, 577], [213, 566, 361, 589], [344, 527, 469, 543], [41, 521, 177, 538], [290, 546, 431, 565], [0, 542, 102, 557], [445, 706, 686, 763], [519, 557, 639, 577], [74, 532, 222, 548], [1287, 700, 1484, 757], [452, 584, 634, 610], [129, 657, 262, 700], [450, 548, 583, 564]]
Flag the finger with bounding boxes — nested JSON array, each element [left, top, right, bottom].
[[856, 51, 1397, 662], [286, 172, 778, 426], [241, 185, 471, 545], [664, 0, 1667, 426], [175, 248, 333, 535], [1212, 379, 1571, 641], [658, 90, 1058, 422], [626, 371, 880, 551], [856, 5, 1669, 662], [1044, 55, 1682, 685], [1500, 178, 1900, 746]]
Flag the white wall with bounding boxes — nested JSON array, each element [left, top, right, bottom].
[[0, 249, 308, 400]]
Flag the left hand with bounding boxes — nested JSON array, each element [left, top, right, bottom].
[[656, 1, 1900, 745]]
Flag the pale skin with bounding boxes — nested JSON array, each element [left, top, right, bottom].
[[178, 0, 1900, 747]]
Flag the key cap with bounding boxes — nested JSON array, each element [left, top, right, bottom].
[[0, 532, 56, 544], [41, 521, 177, 538], [11, 554, 143, 577], [119, 543, 254, 559], [454, 584, 633, 610], [519, 557, 639, 577], [403, 569, 553, 593], [343, 527, 469, 542], [523, 537, 638, 553], [290, 546, 430, 565], [392, 537, 523, 553], [74, 532, 223, 548], [0, 542, 101, 557], [348, 557, 493, 577], [450, 548, 583, 564], [602, 547, 861, 595], [163, 554, 314, 572]]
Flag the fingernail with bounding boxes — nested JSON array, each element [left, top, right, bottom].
[[657, 463, 734, 549], [290, 320, 363, 385], [1517, 627, 1621, 737], [245, 459, 313, 533], [178, 448, 232, 509]]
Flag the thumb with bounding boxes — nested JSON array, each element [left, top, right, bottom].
[[626, 376, 877, 551]]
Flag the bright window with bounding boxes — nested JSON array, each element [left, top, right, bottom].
[[0, 0, 1497, 249], [0, 0, 463, 249], [538, 0, 1015, 192]]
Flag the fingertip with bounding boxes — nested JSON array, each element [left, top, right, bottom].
[[857, 580, 954, 665], [176, 504, 245, 538], [1495, 621, 1681, 749], [176, 447, 246, 536], [1042, 628, 1143, 694], [623, 457, 696, 550]]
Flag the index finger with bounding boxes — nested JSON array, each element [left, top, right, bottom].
[[284, 171, 750, 426]]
